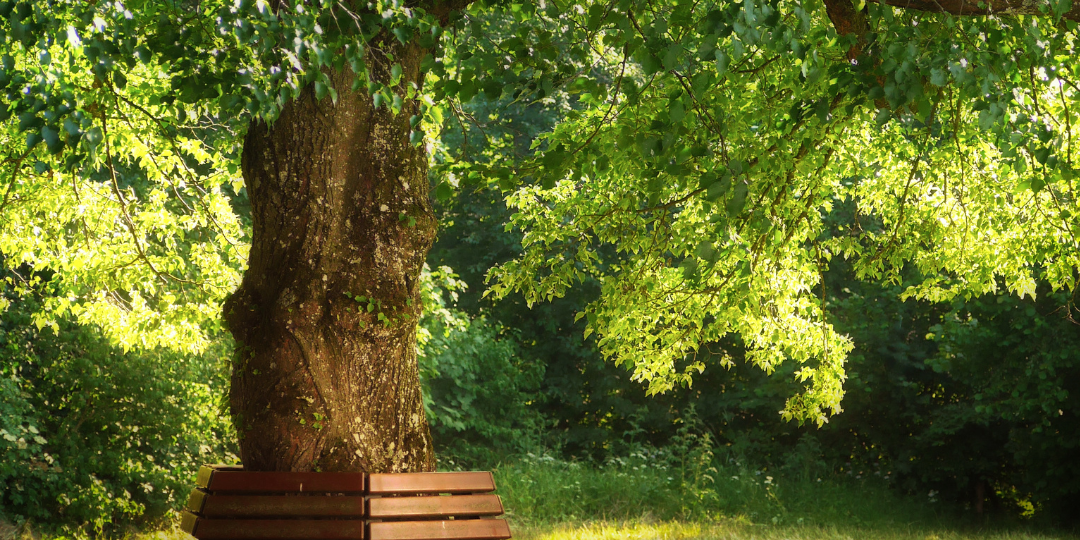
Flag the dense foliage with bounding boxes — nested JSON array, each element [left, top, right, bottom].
[[827, 278, 1080, 518], [4, 0, 1078, 425], [432, 179, 1080, 521], [0, 282, 235, 532], [2, 0, 1079, 531], [473, 0, 1080, 424], [417, 265, 547, 463]]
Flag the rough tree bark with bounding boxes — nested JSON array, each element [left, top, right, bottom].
[[222, 33, 438, 473]]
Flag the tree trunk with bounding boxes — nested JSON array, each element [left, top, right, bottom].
[[222, 36, 437, 473]]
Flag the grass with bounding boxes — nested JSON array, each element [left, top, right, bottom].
[[511, 520, 1075, 540], [14, 521, 1075, 540], [488, 451, 1077, 540], [11, 451, 1077, 540]]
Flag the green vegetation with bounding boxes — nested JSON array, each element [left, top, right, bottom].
[[496, 454, 1076, 540], [0, 289, 235, 534], [3, 0, 1080, 537], [6, 257, 1078, 536], [428, 174, 1080, 524], [7, 450, 1079, 539]]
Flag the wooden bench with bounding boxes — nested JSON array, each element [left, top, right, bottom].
[[181, 465, 511, 540]]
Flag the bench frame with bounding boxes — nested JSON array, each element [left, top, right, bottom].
[[181, 465, 511, 540]]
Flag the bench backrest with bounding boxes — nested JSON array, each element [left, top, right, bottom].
[[367, 472, 508, 540], [181, 466, 511, 540]]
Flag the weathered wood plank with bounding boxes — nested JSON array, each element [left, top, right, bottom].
[[180, 510, 199, 535], [181, 512, 366, 539], [187, 489, 208, 514], [368, 494, 503, 520], [196, 465, 365, 493], [368, 519, 511, 540], [188, 493, 366, 517], [367, 472, 495, 495]]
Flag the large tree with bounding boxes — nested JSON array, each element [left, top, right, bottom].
[[1, 0, 1077, 476]]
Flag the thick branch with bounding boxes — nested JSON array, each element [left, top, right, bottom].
[[417, 0, 475, 24], [824, 0, 869, 60], [877, 0, 1080, 21], [825, 0, 1079, 63]]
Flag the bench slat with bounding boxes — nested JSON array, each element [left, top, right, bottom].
[[368, 494, 503, 520], [181, 511, 365, 539], [188, 490, 365, 517], [368, 519, 511, 540], [367, 472, 495, 495], [197, 465, 365, 493]]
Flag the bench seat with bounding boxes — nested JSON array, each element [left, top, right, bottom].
[[180, 466, 511, 540]]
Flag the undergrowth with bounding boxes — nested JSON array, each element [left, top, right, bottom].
[[10, 412, 1077, 539]]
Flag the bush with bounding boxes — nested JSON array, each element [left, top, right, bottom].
[[0, 294, 236, 534], [417, 264, 546, 467], [421, 316, 545, 467]]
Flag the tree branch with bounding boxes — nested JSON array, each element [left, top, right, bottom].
[[824, 0, 1079, 65], [823, 0, 869, 60], [876, 0, 1080, 21]]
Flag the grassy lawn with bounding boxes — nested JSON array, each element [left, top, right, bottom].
[[17, 519, 1072, 540], [511, 520, 1077, 540], [493, 455, 1077, 540], [10, 455, 1077, 540]]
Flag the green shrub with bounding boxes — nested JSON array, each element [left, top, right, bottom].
[[417, 265, 546, 467], [0, 295, 236, 534], [421, 316, 545, 467]]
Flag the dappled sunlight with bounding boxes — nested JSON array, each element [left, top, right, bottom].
[[22, 520, 1079, 540], [512, 520, 736, 540], [509, 520, 1078, 540]]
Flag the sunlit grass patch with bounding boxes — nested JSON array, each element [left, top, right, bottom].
[[510, 520, 730, 540], [509, 520, 1079, 540]]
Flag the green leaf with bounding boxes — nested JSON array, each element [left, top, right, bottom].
[[392, 27, 412, 44], [706, 176, 731, 201], [1030, 175, 1046, 192], [680, 258, 700, 281], [814, 99, 829, 123], [637, 50, 663, 75], [25, 130, 42, 150], [695, 241, 718, 262], [669, 100, 686, 123], [930, 67, 948, 87], [436, 182, 453, 202], [726, 181, 748, 217], [62, 117, 80, 137], [18, 111, 41, 133], [715, 51, 729, 76], [874, 109, 891, 126], [663, 45, 681, 71], [697, 172, 717, 190], [41, 124, 63, 154]]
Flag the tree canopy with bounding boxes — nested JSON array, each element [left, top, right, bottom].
[[2, 0, 1078, 425]]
